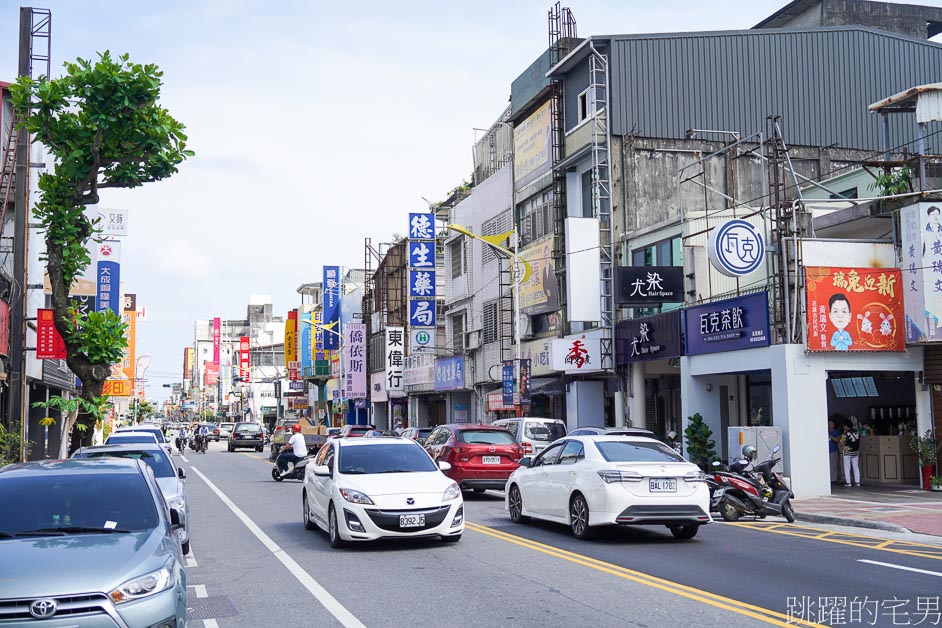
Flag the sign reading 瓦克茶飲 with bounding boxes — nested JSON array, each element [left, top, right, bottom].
[[385, 327, 405, 397], [615, 266, 684, 305], [684, 292, 770, 356], [707, 219, 765, 277], [551, 334, 603, 373]]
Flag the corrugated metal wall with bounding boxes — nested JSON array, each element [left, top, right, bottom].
[[608, 27, 942, 152]]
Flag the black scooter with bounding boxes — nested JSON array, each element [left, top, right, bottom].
[[714, 445, 796, 523], [271, 453, 313, 481]]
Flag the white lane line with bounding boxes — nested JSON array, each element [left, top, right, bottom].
[[189, 466, 365, 628], [185, 545, 198, 568], [203, 620, 219, 628], [181, 455, 190, 463], [192, 584, 208, 598], [858, 559, 942, 578]]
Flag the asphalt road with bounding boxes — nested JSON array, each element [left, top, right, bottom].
[[176, 441, 942, 628]]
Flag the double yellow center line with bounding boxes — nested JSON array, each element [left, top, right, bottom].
[[466, 522, 825, 627]]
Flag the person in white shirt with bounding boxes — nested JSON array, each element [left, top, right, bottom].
[[276, 424, 308, 474]]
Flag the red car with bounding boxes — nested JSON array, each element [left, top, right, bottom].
[[423, 424, 522, 493], [333, 424, 376, 438]]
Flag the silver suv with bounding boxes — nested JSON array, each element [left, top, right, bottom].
[[491, 417, 567, 456]]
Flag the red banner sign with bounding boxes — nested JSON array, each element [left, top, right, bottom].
[[805, 266, 905, 352], [212, 317, 221, 365], [239, 336, 251, 383], [205, 361, 220, 386], [0, 299, 9, 357], [36, 308, 67, 359]]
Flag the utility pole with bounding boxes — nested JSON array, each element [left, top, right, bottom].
[[7, 9, 32, 445]]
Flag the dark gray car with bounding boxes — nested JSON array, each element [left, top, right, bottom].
[[228, 421, 264, 452], [0, 459, 187, 627]]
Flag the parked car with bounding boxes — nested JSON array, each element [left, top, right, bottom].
[[400, 427, 434, 444], [362, 430, 389, 438], [491, 417, 567, 456], [106, 431, 161, 446], [115, 424, 173, 458], [218, 422, 235, 439], [229, 422, 265, 452], [0, 458, 187, 625], [568, 426, 658, 439], [334, 424, 376, 439], [505, 435, 710, 540], [423, 424, 522, 493], [302, 437, 464, 547]]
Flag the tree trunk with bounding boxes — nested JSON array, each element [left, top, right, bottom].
[[58, 408, 79, 459]]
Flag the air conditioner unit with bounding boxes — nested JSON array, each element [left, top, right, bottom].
[[465, 330, 482, 351]]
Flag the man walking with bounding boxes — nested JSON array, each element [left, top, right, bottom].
[[842, 420, 861, 487]]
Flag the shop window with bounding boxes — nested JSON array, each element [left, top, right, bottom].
[[449, 238, 466, 279], [482, 210, 512, 265], [451, 313, 465, 355], [747, 373, 773, 427]]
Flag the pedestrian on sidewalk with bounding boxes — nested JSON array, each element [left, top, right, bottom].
[[842, 419, 861, 487], [828, 416, 844, 484]]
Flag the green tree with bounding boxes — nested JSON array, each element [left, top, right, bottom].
[[33, 394, 110, 459], [11, 52, 192, 451], [129, 400, 156, 422], [684, 413, 718, 472]]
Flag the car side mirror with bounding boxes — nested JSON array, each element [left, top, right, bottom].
[[438, 461, 452, 472], [313, 465, 331, 477], [169, 508, 184, 530], [418, 438, 426, 445], [518, 457, 532, 468], [177, 468, 186, 480]]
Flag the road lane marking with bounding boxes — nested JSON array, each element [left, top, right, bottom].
[[729, 522, 942, 560], [189, 466, 365, 628], [465, 522, 824, 627], [858, 559, 942, 578], [192, 584, 208, 598], [185, 547, 198, 568], [181, 455, 190, 463]]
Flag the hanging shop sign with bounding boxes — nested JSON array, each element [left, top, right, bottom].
[[371, 371, 388, 402], [284, 310, 297, 365], [408, 213, 437, 337], [502, 360, 515, 407], [551, 334, 603, 373], [404, 354, 435, 392], [684, 292, 770, 356], [410, 327, 435, 354], [615, 310, 683, 365], [323, 267, 340, 350], [518, 236, 559, 315], [344, 323, 367, 398], [385, 326, 405, 397], [614, 266, 684, 305], [36, 308, 67, 360], [519, 358, 531, 404], [204, 361, 220, 386], [96, 240, 121, 315], [521, 338, 553, 376], [239, 336, 251, 382], [805, 266, 905, 352], [707, 219, 764, 277], [900, 202, 942, 342], [434, 355, 465, 391], [96, 207, 128, 236]]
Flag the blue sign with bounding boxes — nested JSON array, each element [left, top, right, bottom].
[[408, 212, 435, 240], [96, 259, 120, 315], [707, 219, 765, 277], [684, 291, 770, 356], [409, 270, 436, 298], [502, 360, 514, 406], [323, 266, 340, 350], [300, 311, 312, 374], [410, 299, 436, 327], [615, 310, 683, 365], [434, 356, 464, 391], [409, 240, 436, 268]]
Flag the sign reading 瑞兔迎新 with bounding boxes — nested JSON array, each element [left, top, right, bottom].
[[707, 219, 765, 277], [615, 266, 684, 305], [615, 310, 682, 365], [684, 292, 770, 356]]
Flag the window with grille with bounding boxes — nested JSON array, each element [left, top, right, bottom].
[[451, 313, 465, 354], [481, 210, 512, 265], [483, 300, 499, 344], [516, 191, 553, 246], [449, 238, 466, 279]]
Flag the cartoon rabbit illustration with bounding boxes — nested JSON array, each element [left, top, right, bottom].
[[879, 313, 894, 336], [857, 312, 873, 336]]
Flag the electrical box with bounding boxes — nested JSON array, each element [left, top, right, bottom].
[[727, 426, 783, 472]]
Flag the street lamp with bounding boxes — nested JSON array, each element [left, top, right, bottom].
[[300, 317, 345, 426]]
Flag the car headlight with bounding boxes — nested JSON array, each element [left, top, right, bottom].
[[442, 482, 460, 501], [167, 496, 186, 512], [339, 488, 374, 505], [109, 565, 174, 604]]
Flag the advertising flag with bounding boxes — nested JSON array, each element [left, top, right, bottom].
[[36, 309, 67, 360], [323, 266, 340, 350], [212, 317, 221, 364], [96, 240, 121, 315], [502, 360, 514, 407], [239, 336, 251, 382], [284, 310, 298, 365]]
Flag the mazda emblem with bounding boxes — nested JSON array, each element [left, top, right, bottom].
[[488, 446, 496, 453], [406, 497, 415, 505], [29, 599, 57, 619]]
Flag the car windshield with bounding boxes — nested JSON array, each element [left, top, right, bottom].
[[106, 434, 158, 445], [524, 421, 566, 442], [0, 472, 158, 534], [347, 428, 371, 435], [338, 444, 437, 474], [235, 423, 260, 433], [595, 441, 685, 463], [74, 450, 175, 478], [457, 429, 515, 445]]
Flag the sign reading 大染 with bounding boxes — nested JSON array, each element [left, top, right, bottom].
[[615, 310, 682, 365], [707, 219, 765, 277], [614, 266, 684, 305], [434, 356, 464, 391], [408, 213, 437, 334], [684, 291, 770, 356], [322, 266, 340, 350]]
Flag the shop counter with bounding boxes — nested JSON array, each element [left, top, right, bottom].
[[860, 435, 919, 486]]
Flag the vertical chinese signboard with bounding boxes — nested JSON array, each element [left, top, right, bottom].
[[502, 360, 515, 407], [900, 202, 942, 342], [96, 240, 121, 315], [386, 326, 405, 397], [323, 267, 340, 350], [408, 213, 436, 349], [239, 336, 251, 382], [36, 309, 67, 359], [212, 317, 221, 365], [344, 323, 366, 398], [805, 266, 904, 352], [284, 310, 297, 367]]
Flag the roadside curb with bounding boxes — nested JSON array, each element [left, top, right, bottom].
[[795, 512, 910, 533]]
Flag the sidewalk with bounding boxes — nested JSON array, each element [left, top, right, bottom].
[[793, 485, 942, 536]]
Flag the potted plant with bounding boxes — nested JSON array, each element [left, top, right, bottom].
[[684, 413, 718, 472], [909, 429, 940, 490], [931, 475, 942, 492]]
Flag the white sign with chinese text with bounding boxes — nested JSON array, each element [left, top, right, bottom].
[[551, 334, 603, 373], [385, 326, 405, 398], [707, 219, 765, 277]]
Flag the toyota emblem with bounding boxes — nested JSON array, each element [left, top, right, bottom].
[[406, 497, 415, 505], [29, 599, 57, 619]]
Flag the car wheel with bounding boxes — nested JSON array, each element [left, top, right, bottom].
[[569, 494, 596, 539], [256, 445, 263, 453], [508, 485, 529, 524], [303, 491, 317, 530], [668, 524, 699, 540], [181, 539, 190, 555], [328, 504, 345, 548], [441, 534, 461, 543], [272, 467, 283, 482], [720, 499, 741, 522], [228, 445, 234, 453], [782, 499, 796, 523]]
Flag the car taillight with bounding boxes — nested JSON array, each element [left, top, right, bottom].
[[522, 442, 533, 455]]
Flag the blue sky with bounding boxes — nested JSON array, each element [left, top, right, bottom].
[[0, 0, 931, 401]]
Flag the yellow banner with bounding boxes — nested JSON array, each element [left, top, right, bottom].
[[513, 101, 552, 187], [519, 236, 559, 315], [103, 379, 132, 396], [284, 312, 297, 365]]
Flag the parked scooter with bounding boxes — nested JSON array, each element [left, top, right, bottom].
[[271, 454, 313, 482], [713, 444, 796, 523]]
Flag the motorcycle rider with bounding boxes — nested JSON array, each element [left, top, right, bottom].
[[276, 424, 308, 475], [176, 425, 189, 453], [195, 423, 210, 452]]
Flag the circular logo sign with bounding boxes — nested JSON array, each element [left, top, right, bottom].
[[29, 599, 57, 619], [414, 330, 431, 346], [707, 219, 765, 277], [100, 244, 113, 257]]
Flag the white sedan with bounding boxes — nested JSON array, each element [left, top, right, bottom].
[[505, 435, 711, 540], [302, 437, 464, 548]]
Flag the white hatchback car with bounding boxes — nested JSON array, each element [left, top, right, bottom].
[[505, 435, 710, 540], [302, 438, 464, 548]]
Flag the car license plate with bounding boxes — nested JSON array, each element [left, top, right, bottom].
[[482, 455, 501, 464], [399, 514, 425, 528], [649, 478, 677, 493]]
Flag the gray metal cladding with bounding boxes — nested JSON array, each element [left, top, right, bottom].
[[607, 28, 942, 152]]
